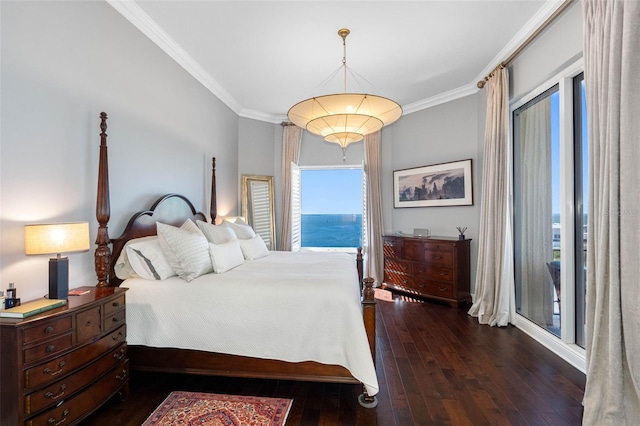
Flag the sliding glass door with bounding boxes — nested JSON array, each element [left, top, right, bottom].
[[513, 69, 588, 348]]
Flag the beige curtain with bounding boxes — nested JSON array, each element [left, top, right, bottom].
[[518, 98, 554, 327], [364, 131, 383, 286], [583, 1, 640, 424], [278, 125, 302, 251], [468, 67, 515, 327]]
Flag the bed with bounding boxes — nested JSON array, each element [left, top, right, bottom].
[[93, 112, 378, 407]]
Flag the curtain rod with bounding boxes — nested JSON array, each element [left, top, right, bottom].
[[477, 0, 574, 89], [281, 121, 295, 127]]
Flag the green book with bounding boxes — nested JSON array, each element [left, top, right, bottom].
[[0, 298, 67, 319]]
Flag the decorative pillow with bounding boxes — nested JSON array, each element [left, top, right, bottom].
[[238, 235, 270, 260], [157, 220, 212, 282], [114, 235, 158, 280], [196, 220, 237, 244], [222, 219, 256, 240], [208, 240, 245, 273], [126, 239, 175, 280]]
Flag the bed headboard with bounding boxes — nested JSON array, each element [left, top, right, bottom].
[[95, 113, 216, 287]]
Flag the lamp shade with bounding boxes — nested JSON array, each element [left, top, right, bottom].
[[25, 222, 90, 255], [288, 93, 402, 148]]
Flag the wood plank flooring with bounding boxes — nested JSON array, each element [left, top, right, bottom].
[[82, 291, 585, 425]]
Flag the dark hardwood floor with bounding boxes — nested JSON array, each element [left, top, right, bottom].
[[82, 290, 585, 425]]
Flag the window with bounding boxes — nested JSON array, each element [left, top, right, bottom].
[[512, 62, 588, 355], [290, 166, 364, 250]]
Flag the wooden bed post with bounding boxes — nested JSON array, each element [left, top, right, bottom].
[[95, 112, 111, 287], [210, 157, 217, 224], [356, 247, 364, 286], [360, 276, 378, 408]]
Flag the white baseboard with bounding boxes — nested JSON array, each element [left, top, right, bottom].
[[514, 314, 586, 374]]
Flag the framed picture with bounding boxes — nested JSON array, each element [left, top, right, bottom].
[[393, 159, 473, 208]]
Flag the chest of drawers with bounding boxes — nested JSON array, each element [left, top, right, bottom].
[[0, 287, 128, 425], [383, 235, 471, 307]]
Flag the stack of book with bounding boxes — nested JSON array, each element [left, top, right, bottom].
[[0, 299, 67, 319]]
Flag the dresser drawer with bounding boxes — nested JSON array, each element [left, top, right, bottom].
[[25, 359, 129, 426], [384, 258, 412, 275], [22, 317, 72, 345], [76, 306, 101, 343], [418, 265, 453, 282], [103, 294, 125, 317], [424, 242, 454, 253], [384, 270, 413, 289], [24, 325, 126, 390], [104, 309, 125, 333], [23, 333, 73, 365], [402, 240, 423, 262], [383, 236, 402, 258], [425, 281, 454, 298], [424, 250, 453, 266], [24, 343, 127, 415]]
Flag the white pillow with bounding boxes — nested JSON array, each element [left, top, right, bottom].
[[196, 220, 237, 244], [114, 236, 158, 280], [238, 235, 270, 260], [126, 239, 175, 280], [157, 220, 212, 282], [208, 241, 245, 273], [222, 220, 256, 240]]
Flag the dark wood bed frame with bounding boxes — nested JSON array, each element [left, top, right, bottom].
[[93, 112, 378, 406]]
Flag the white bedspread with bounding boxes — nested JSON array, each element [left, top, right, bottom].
[[121, 251, 378, 396]]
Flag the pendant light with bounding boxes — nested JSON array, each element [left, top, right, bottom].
[[287, 29, 402, 159]]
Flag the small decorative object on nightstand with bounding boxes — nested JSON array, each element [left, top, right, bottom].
[[456, 227, 467, 240]]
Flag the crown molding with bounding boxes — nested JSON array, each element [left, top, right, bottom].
[[106, 0, 242, 115], [107, 0, 568, 124], [402, 84, 479, 115]]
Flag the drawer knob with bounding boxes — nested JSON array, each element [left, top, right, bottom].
[[433, 255, 442, 260], [45, 384, 67, 400], [438, 286, 447, 292], [85, 320, 92, 326], [112, 317, 119, 323], [438, 271, 448, 276], [46, 345, 56, 353], [47, 409, 69, 425], [116, 369, 127, 381], [112, 331, 124, 341], [45, 326, 54, 334], [112, 302, 120, 307], [113, 349, 126, 360], [43, 361, 66, 376]]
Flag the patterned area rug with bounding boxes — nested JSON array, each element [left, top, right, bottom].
[[143, 391, 293, 426]]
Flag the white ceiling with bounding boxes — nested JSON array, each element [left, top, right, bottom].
[[108, 0, 562, 123]]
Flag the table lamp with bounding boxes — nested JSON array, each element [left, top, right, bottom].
[[25, 222, 90, 299]]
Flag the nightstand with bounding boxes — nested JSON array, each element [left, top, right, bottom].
[[0, 286, 128, 425]]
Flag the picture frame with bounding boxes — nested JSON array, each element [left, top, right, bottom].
[[393, 159, 473, 208]]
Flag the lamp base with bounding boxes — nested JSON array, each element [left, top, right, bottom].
[[49, 257, 69, 299]]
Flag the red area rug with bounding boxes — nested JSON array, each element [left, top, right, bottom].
[[142, 391, 292, 426]]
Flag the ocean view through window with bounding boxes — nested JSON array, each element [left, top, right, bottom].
[[300, 168, 363, 248]]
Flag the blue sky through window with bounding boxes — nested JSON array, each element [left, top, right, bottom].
[[301, 168, 362, 214]]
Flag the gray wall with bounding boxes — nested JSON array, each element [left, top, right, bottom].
[[510, 2, 583, 101], [0, 1, 238, 301], [383, 94, 482, 290]]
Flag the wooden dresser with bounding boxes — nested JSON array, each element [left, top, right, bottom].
[[383, 235, 471, 307], [0, 287, 128, 425]]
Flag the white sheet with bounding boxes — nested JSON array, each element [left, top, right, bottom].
[[121, 251, 378, 396]]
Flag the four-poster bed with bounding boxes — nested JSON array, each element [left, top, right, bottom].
[[93, 112, 378, 407]]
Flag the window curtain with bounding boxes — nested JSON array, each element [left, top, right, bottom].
[[468, 67, 515, 327], [364, 131, 383, 286], [518, 98, 554, 327], [278, 125, 302, 251], [582, 1, 640, 424]]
